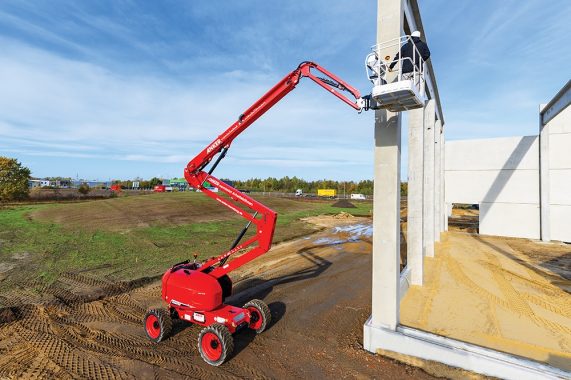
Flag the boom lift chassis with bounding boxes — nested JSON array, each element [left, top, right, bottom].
[[144, 61, 369, 366]]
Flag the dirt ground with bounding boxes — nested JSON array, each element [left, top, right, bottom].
[[447, 207, 479, 233], [30, 193, 317, 232], [0, 215, 435, 380], [401, 232, 571, 371]]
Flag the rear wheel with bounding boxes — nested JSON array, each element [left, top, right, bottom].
[[198, 323, 234, 366], [144, 308, 172, 343], [243, 299, 271, 333]]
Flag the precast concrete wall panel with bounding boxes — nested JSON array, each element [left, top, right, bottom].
[[446, 136, 538, 171], [548, 133, 571, 168], [479, 202, 540, 239], [551, 205, 571, 242], [446, 170, 539, 205], [445, 136, 540, 239], [549, 169, 571, 205]]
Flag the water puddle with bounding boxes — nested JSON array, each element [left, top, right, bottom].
[[313, 223, 372, 246]]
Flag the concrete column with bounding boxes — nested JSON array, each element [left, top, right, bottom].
[[539, 104, 551, 242], [423, 100, 435, 257], [371, 0, 403, 330], [408, 106, 424, 285], [442, 130, 448, 231], [434, 120, 442, 242]]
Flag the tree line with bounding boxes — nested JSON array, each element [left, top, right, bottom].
[[223, 177, 373, 195], [0, 156, 408, 202], [225, 177, 408, 196]]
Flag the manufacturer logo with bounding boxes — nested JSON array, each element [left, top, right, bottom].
[[206, 139, 222, 154]]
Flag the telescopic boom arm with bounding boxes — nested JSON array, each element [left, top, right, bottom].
[[184, 61, 366, 279]]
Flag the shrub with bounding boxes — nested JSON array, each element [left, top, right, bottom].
[[0, 157, 31, 202], [78, 183, 91, 195]]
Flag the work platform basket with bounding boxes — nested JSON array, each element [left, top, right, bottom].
[[365, 36, 427, 112]]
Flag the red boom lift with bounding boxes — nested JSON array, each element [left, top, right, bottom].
[[144, 61, 369, 366]]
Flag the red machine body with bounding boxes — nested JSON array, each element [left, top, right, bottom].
[[145, 61, 366, 365], [162, 268, 222, 311]]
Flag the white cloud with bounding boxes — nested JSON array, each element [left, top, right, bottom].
[[0, 37, 373, 178]]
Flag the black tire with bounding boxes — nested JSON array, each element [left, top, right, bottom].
[[198, 323, 234, 366], [243, 299, 271, 334], [144, 308, 172, 343]]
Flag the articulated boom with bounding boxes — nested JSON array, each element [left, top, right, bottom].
[[184, 61, 364, 279], [146, 61, 368, 365]]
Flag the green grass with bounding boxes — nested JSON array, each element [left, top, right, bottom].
[[0, 195, 371, 293]]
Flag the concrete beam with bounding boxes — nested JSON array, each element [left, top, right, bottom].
[[434, 119, 442, 242], [541, 80, 571, 125], [404, 0, 444, 125], [407, 106, 424, 285], [423, 99, 435, 257], [363, 322, 571, 380], [371, 0, 403, 330]]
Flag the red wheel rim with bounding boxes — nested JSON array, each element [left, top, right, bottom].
[[146, 314, 161, 339], [201, 332, 222, 361], [248, 307, 263, 330]]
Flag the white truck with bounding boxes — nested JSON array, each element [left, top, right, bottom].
[[295, 189, 303, 197], [350, 193, 366, 200]]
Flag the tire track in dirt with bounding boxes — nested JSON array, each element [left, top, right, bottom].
[[14, 326, 132, 380], [485, 252, 535, 317], [0, 219, 436, 380], [444, 253, 510, 308], [484, 252, 571, 337], [418, 256, 443, 328], [444, 246, 571, 339], [0, 275, 274, 379], [519, 292, 571, 316]]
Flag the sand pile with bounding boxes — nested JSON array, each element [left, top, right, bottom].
[[331, 199, 356, 208], [333, 212, 355, 219]]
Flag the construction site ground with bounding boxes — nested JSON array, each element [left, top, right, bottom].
[[0, 208, 435, 379], [401, 227, 571, 372], [0, 196, 569, 378]]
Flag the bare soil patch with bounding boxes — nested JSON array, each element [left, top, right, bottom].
[[30, 192, 319, 232], [448, 207, 479, 233], [0, 218, 435, 379]]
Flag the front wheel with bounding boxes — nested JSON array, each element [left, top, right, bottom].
[[144, 308, 172, 343], [244, 299, 271, 333], [198, 323, 234, 366]]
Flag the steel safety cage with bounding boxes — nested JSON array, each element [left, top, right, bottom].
[[365, 35, 427, 112]]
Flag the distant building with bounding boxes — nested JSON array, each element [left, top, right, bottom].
[[71, 180, 110, 188], [169, 178, 188, 190], [28, 179, 42, 188], [52, 180, 71, 188]]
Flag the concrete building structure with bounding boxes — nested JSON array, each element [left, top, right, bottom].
[[445, 81, 571, 243], [540, 81, 571, 243], [364, 1, 570, 379]]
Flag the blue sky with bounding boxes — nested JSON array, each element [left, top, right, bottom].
[[0, 1, 569, 181]]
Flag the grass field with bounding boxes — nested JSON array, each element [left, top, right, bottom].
[[0, 192, 371, 295]]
